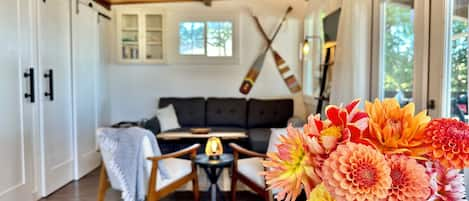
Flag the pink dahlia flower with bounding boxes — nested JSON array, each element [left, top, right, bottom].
[[322, 143, 392, 201], [426, 161, 467, 201], [384, 155, 430, 201]]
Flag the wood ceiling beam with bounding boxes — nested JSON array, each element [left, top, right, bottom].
[[94, 0, 111, 10], [103, 0, 213, 6]]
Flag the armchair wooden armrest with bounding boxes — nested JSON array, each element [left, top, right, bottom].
[[229, 143, 266, 158], [146, 143, 201, 201], [229, 143, 271, 201], [147, 144, 201, 162]]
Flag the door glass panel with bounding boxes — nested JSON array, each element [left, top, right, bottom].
[[382, 0, 415, 105], [448, 0, 468, 122]]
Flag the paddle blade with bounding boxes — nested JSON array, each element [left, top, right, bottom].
[[239, 53, 267, 95], [271, 50, 302, 93]]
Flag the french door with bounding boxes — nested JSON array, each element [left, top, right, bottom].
[[0, 0, 34, 200], [373, 0, 469, 119], [374, 0, 469, 194], [427, 0, 469, 195], [428, 0, 469, 122], [371, 0, 430, 111]]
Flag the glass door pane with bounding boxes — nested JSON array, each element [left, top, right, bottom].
[[146, 14, 163, 60], [382, 0, 415, 105], [121, 14, 139, 60], [447, 0, 468, 122]]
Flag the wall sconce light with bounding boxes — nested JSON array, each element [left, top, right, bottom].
[[205, 137, 223, 160], [302, 39, 311, 56], [302, 35, 322, 57]]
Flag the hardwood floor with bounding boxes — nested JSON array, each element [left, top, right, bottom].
[[40, 168, 264, 201]]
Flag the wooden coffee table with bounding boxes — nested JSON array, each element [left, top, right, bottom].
[[156, 132, 247, 140]]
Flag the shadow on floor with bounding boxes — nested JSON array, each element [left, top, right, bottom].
[[39, 168, 265, 201]]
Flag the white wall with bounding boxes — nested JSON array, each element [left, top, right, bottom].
[[105, 0, 308, 123]]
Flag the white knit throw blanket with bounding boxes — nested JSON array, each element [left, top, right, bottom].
[[98, 127, 168, 201]]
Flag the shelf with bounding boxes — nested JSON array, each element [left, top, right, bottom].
[[117, 9, 166, 64], [146, 27, 162, 31], [122, 27, 138, 31], [147, 41, 162, 45], [122, 41, 138, 45]]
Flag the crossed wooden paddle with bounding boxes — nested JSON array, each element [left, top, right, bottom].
[[239, 6, 302, 95]]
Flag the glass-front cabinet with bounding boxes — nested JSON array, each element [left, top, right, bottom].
[[116, 9, 166, 64]]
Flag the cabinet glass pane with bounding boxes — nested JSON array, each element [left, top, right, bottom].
[[146, 31, 162, 43], [207, 21, 233, 57], [382, 0, 415, 105], [121, 14, 139, 60], [447, 0, 468, 122], [179, 22, 205, 55], [146, 15, 162, 29], [122, 14, 138, 29], [146, 45, 163, 60]]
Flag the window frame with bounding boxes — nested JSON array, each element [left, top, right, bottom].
[[171, 11, 240, 65], [178, 21, 234, 57]]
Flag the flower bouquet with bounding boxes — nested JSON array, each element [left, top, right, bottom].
[[263, 99, 468, 201]]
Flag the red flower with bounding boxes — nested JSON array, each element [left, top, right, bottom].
[[304, 99, 369, 153]]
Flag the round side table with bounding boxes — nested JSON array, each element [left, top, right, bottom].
[[195, 154, 233, 201]]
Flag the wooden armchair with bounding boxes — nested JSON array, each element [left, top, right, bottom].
[[229, 143, 271, 201], [97, 143, 201, 201]]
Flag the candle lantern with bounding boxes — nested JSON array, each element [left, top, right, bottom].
[[205, 137, 223, 160]]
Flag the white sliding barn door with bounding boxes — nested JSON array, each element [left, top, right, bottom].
[[37, 0, 74, 196], [0, 0, 34, 200], [72, 3, 101, 179]]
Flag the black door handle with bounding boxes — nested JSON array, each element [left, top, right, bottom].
[[24, 68, 35, 103], [44, 69, 54, 101]]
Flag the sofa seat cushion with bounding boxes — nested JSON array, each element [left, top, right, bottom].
[[159, 97, 206, 127], [247, 99, 293, 128], [206, 98, 247, 128], [156, 158, 192, 190], [238, 157, 265, 188], [248, 128, 271, 153]]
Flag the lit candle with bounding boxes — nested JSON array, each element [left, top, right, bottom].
[[211, 140, 218, 154]]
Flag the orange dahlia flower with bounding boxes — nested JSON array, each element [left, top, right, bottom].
[[304, 99, 369, 153], [262, 126, 322, 201], [424, 118, 469, 169], [322, 143, 391, 201], [384, 155, 430, 201], [426, 161, 467, 201], [364, 98, 431, 158]]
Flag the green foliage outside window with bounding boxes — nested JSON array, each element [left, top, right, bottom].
[[384, 3, 468, 96]]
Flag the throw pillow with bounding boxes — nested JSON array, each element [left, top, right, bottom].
[[156, 104, 181, 132]]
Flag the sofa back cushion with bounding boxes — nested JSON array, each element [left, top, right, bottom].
[[206, 98, 247, 128], [159, 97, 206, 127], [247, 99, 293, 128]]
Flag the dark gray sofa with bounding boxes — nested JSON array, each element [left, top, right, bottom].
[[145, 97, 293, 154]]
